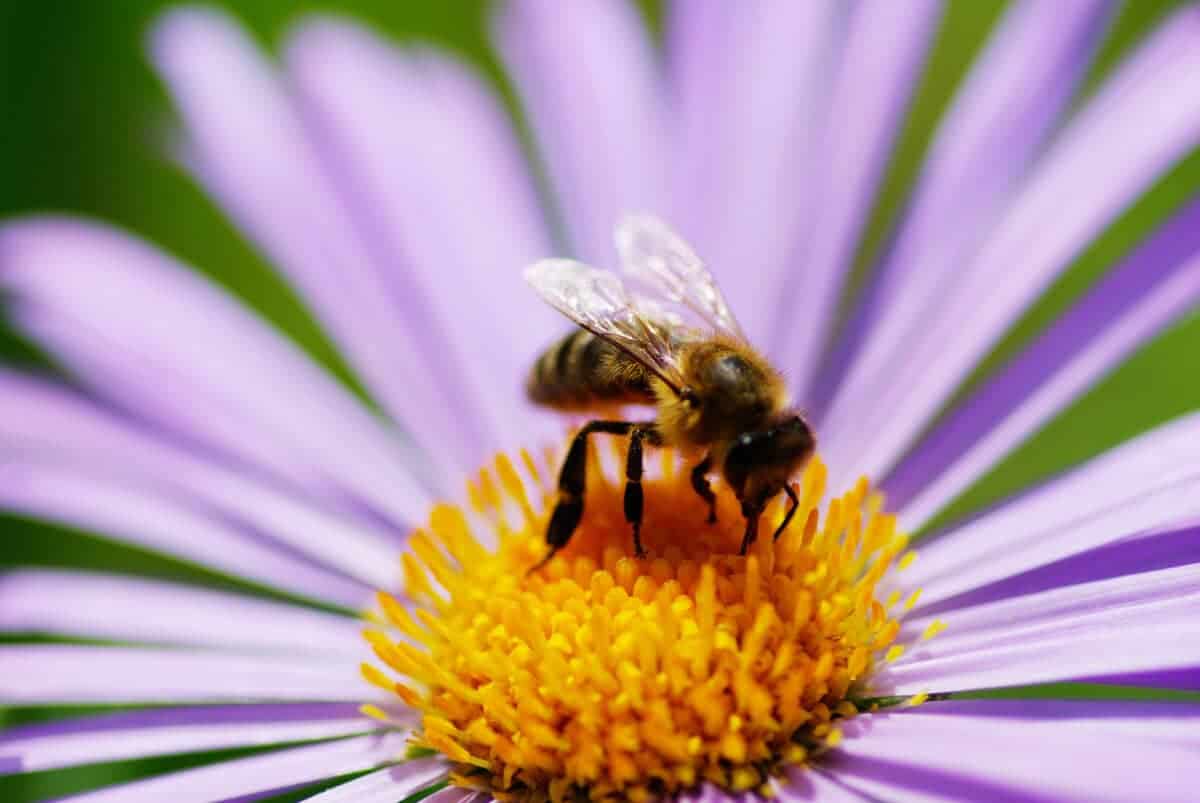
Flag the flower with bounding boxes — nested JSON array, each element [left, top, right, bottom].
[[3, 1, 1200, 802]]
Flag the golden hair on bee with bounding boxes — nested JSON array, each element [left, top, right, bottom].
[[524, 215, 815, 568]]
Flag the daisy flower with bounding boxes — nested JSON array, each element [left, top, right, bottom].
[[3, 1, 1200, 801]]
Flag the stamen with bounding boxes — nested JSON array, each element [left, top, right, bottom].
[[366, 450, 925, 801]]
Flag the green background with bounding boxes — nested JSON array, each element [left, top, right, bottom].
[[2, 0, 1198, 800]]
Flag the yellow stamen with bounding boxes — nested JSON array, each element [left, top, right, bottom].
[[366, 450, 922, 801], [922, 619, 948, 640]]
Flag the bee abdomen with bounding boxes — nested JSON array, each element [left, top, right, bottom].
[[527, 329, 652, 408]]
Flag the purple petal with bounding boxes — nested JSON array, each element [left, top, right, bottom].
[[0, 704, 373, 775], [0, 570, 364, 656], [0, 460, 371, 608], [823, 757, 1027, 803], [823, 5, 1200, 490], [150, 9, 471, 485], [899, 698, 1200, 747], [298, 760, 449, 803], [283, 20, 560, 457], [915, 520, 1200, 615], [0, 374, 408, 590], [414, 790, 485, 803], [816, 0, 1113, 425], [55, 733, 415, 803], [496, 0, 669, 268], [817, 0, 1114, 425], [899, 412, 1200, 608], [893, 563, 1200, 667], [665, 0, 845, 344], [0, 218, 430, 528], [874, 619, 1200, 694], [828, 704, 1200, 802], [771, 0, 940, 389], [887, 198, 1200, 528], [0, 645, 372, 704], [774, 769, 874, 802]]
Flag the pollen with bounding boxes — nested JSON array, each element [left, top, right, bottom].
[[364, 447, 917, 802]]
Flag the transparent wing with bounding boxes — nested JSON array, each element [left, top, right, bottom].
[[615, 214, 745, 339], [524, 259, 687, 391]]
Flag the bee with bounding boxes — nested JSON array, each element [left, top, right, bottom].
[[524, 214, 815, 567]]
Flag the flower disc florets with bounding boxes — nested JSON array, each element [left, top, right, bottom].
[[363, 444, 915, 802]]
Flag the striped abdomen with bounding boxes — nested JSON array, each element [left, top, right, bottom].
[[527, 329, 655, 409]]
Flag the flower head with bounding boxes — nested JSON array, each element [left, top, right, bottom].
[[366, 452, 911, 801], [3, 2, 1200, 803]]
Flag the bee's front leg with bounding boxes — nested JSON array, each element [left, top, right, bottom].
[[738, 499, 763, 556], [532, 420, 633, 573], [622, 424, 661, 559], [772, 483, 801, 542], [689, 454, 718, 524]]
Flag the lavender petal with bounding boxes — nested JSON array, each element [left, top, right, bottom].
[[914, 521, 1200, 615], [774, 768, 874, 802], [874, 619, 1200, 694], [55, 733, 414, 803], [894, 563, 1200, 666], [665, 0, 845, 344], [889, 199, 1200, 528], [150, 9, 472, 486], [496, 0, 669, 268], [0, 704, 374, 776], [0, 374, 410, 589], [0, 645, 374, 704], [0, 218, 430, 528], [283, 19, 561, 457], [0, 460, 372, 608], [772, 0, 940, 391], [899, 412, 1200, 607], [0, 570, 365, 656], [817, 0, 1114, 426], [829, 703, 1200, 802], [299, 761, 449, 803], [824, 5, 1200, 490]]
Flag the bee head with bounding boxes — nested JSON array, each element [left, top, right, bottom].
[[722, 415, 816, 505]]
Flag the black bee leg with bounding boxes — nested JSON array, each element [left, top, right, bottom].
[[623, 424, 660, 559], [738, 499, 763, 556], [772, 483, 800, 541], [533, 420, 633, 573], [689, 454, 717, 523]]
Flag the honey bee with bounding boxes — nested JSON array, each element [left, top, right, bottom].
[[524, 214, 815, 567]]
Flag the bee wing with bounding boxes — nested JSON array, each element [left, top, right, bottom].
[[524, 259, 688, 392], [615, 214, 746, 340]]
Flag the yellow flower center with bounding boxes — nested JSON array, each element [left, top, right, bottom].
[[362, 443, 917, 802]]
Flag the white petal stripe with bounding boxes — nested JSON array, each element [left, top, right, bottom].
[[825, 6, 1200, 488], [0, 709, 376, 776], [894, 563, 1200, 664], [874, 620, 1200, 694], [0, 646, 373, 704], [0, 461, 372, 608], [56, 733, 411, 803], [831, 708, 1200, 803], [901, 412, 1200, 607], [0, 570, 365, 656], [899, 251, 1200, 531]]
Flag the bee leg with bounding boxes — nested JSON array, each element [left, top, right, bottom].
[[772, 483, 800, 541], [689, 454, 717, 524], [534, 420, 633, 572], [738, 500, 763, 556], [623, 424, 660, 559]]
